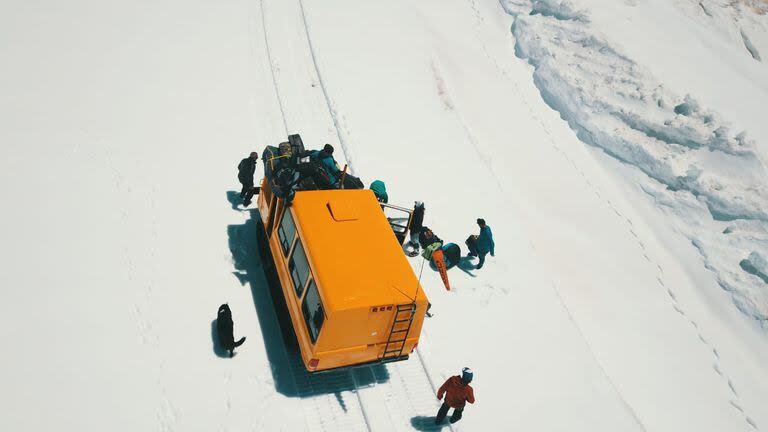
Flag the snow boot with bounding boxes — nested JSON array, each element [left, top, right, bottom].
[[405, 240, 420, 257]]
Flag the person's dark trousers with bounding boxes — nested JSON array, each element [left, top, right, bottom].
[[450, 407, 464, 423], [435, 403, 450, 424], [476, 251, 487, 269], [239, 178, 259, 205], [435, 403, 465, 424], [239, 177, 252, 199]]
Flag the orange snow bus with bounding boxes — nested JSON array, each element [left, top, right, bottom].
[[256, 173, 429, 373]]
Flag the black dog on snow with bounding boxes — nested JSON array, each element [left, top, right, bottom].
[[217, 304, 246, 357]]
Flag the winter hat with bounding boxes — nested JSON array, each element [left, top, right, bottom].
[[250, 152, 258, 159], [461, 367, 473, 384], [323, 144, 334, 154], [476, 218, 485, 226]]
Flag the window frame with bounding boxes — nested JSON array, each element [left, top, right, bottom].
[[277, 208, 296, 258], [288, 236, 310, 299], [301, 277, 325, 345]]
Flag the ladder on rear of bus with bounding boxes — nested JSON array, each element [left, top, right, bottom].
[[382, 303, 417, 361]]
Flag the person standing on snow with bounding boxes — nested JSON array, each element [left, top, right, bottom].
[[475, 218, 494, 269], [418, 226, 443, 260], [238, 151, 260, 207], [406, 201, 425, 257], [436, 367, 475, 424]]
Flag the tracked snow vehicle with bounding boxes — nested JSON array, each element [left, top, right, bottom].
[[256, 134, 429, 372]]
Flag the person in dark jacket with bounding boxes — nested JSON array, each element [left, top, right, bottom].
[[406, 201, 425, 256], [465, 234, 479, 257], [475, 218, 495, 269], [237, 152, 259, 207], [436, 367, 475, 424], [418, 226, 443, 260], [442, 243, 461, 269]]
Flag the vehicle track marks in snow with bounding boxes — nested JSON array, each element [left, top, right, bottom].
[[297, 0, 356, 174], [259, 0, 290, 136], [549, 282, 649, 432], [430, 58, 505, 193]]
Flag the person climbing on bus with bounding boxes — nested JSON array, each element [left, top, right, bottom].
[[406, 201, 425, 257], [369, 180, 388, 203], [271, 142, 300, 204], [475, 218, 495, 270], [418, 226, 443, 260], [237, 151, 259, 207], [302, 144, 341, 188], [435, 367, 475, 424]]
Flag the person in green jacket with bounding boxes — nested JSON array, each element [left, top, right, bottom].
[[370, 180, 388, 203]]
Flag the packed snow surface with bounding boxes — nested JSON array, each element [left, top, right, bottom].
[[1, 0, 767, 431]]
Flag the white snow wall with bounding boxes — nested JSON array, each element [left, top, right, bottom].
[[500, 0, 768, 324]]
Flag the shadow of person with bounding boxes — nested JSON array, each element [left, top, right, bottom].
[[427, 255, 461, 272], [457, 257, 477, 277], [410, 416, 450, 431], [211, 319, 229, 358], [226, 190, 242, 211]]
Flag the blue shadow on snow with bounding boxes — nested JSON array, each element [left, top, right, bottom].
[[410, 416, 452, 431], [226, 190, 242, 211], [226, 197, 390, 404]]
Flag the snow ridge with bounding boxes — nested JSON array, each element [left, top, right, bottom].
[[689, 1, 768, 62], [501, 0, 768, 324]]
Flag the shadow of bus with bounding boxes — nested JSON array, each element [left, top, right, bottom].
[[227, 203, 390, 402]]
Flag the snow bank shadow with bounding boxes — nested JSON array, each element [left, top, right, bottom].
[[410, 415, 450, 431], [227, 209, 390, 400], [210, 319, 230, 358], [740, 252, 768, 284]]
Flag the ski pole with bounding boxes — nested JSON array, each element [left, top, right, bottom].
[[340, 164, 348, 189]]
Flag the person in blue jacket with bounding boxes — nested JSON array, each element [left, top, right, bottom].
[[306, 144, 341, 187], [475, 218, 494, 269]]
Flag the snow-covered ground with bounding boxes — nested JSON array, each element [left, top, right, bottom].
[[505, 0, 768, 323], [1, 0, 767, 431]]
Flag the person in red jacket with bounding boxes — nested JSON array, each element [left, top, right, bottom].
[[435, 367, 475, 424]]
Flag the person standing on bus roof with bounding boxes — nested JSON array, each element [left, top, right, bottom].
[[435, 367, 475, 424], [238, 151, 259, 207]]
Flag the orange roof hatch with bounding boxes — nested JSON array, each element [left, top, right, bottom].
[[326, 199, 359, 222]]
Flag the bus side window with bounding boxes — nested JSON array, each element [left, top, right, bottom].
[[301, 279, 325, 344], [289, 240, 310, 298], [278, 209, 296, 257]]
